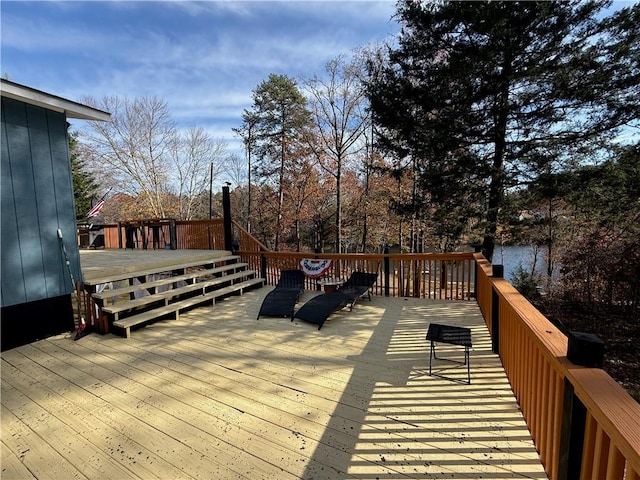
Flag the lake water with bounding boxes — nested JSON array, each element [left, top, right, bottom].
[[493, 245, 548, 281]]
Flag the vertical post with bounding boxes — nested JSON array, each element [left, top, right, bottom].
[[118, 221, 123, 249], [209, 162, 213, 219], [169, 219, 177, 250], [473, 261, 478, 299], [413, 260, 421, 298], [384, 247, 390, 297], [141, 221, 148, 250], [491, 264, 503, 355], [472, 245, 482, 299], [260, 249, 267, 281], [473, 252, 480, 300], [557, 379, 587, 480], [557, 333, 604, 480], [440, 261, 447, 290], [222, 185, 232, 252]]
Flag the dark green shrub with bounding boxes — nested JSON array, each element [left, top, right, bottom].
[[510, 264, 542, 302]]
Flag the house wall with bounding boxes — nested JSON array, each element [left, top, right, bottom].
[[1, 96, 80, 348]]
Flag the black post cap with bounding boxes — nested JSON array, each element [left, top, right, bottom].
[[567, 331, 604, 368], [492, 264, 504, 278]]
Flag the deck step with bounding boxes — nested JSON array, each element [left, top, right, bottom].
[[102, 270, 259, 316], [113, 277, 264, 338], [92, 262, 249, 304], [84, 255, 241, 287]]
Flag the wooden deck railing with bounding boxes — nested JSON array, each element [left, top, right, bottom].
[[477, 262, 640, 480], [100, 220, 226, 250], [231, 221, 476, 299], [95, 218, 640, 479], [238, 250, 476, 299]]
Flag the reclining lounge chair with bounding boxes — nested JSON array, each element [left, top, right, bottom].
[[292, 271, 378, 330], [257, 269, 305, 319], [338, 271, 378, 309]]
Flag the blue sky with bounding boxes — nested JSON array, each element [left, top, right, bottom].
[[1, 1, 399, 152]]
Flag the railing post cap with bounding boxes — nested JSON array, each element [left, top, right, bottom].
[[567, 331, 604, 368], [492, 264, 504, 278]]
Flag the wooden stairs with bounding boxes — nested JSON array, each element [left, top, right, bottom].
[[84, 254, 264, 338]]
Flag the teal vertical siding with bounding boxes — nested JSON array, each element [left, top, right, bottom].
[[1, 97, 81, 308]]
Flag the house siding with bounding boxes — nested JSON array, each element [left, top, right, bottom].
[[1, 96, 81, 308]]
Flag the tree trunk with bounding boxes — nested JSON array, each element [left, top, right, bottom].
[[361, 154, 370, 253], [482, 45, 512, 263], [335, 157, 342, 253], [275, 131, 285, 251], [247, 144, 252, 234]]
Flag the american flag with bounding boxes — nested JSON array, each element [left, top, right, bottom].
[[86, 200, 105, 218]]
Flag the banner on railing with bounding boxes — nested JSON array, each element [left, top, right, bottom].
[[300, 258, 332, 278]]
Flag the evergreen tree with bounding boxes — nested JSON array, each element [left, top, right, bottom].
[[240, 74, 312, 250], [69, 132, 98, 219], [366, 0, 635, 260]]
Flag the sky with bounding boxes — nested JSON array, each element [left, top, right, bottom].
[[1, 1, 399, 157]]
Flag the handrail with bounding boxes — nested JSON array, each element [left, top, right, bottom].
[[231, 220, 269, 252], [473, 252, 493, 324], [480, 265, 640, 480], [241, 250, 477, 300]]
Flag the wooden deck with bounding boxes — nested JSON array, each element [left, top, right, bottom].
[[1, 291, 548, 479], [79, 249, 230, 283]]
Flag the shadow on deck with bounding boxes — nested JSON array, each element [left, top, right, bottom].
[[1, 290, 546, 479], [301, 298, 547, 479]]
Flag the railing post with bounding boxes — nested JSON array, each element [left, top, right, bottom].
[[472, 254, 479, 299], [222, 185, 233, 252], [558, 379, 587, 480], [558, 334, 604, 480], [413, 259, 421, 298], [491, 264, 503, 355], [567, 331, 604, 368], [260, 249, 267, 282], [169, 219, 177, 250], [383, 247, 390, 297]]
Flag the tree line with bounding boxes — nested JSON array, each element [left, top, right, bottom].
[[76, 1, 638, 273]]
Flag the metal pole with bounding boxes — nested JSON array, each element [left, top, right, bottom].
[[247, 141, 251, 233], [222, 185, 233, 252], [209, 162, 213, 219]]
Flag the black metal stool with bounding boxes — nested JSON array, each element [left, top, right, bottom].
[[426, 323, 472, 384]]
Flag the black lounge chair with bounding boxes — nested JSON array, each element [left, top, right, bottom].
[[292, 271, 378, 330], [338, 271, 378, 309], [257, 269, 305, 319], [274, 269, 305, 291]]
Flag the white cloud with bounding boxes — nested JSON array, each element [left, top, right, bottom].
[[2, 0, 398, 156]]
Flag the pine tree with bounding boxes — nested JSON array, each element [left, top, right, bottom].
[[69, 132, 99, 219], [241, 74, 312, 250], [366, 0, 635, 260]]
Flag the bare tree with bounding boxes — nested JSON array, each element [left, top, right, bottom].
[[81, 95, 177, 217], [304, 55, 369, 253], [81, 95, 229, 220], [172, 127, 228, 220], [224, 153, 247, 187], [233, 111, 259, 232]]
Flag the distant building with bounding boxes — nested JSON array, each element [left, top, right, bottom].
[[1, 79, 110, 351]]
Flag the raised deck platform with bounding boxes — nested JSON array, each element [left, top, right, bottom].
[[80, 249, 231, 283], [79, 249, 263, 337]]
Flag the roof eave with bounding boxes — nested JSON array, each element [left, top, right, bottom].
[[0, 79, 111, 122]]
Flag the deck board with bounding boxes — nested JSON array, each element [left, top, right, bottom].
[[79, 249, 231, 283], [1, 291, 548, 479]]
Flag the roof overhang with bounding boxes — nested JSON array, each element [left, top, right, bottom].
[[0, 79, 111, 122]]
